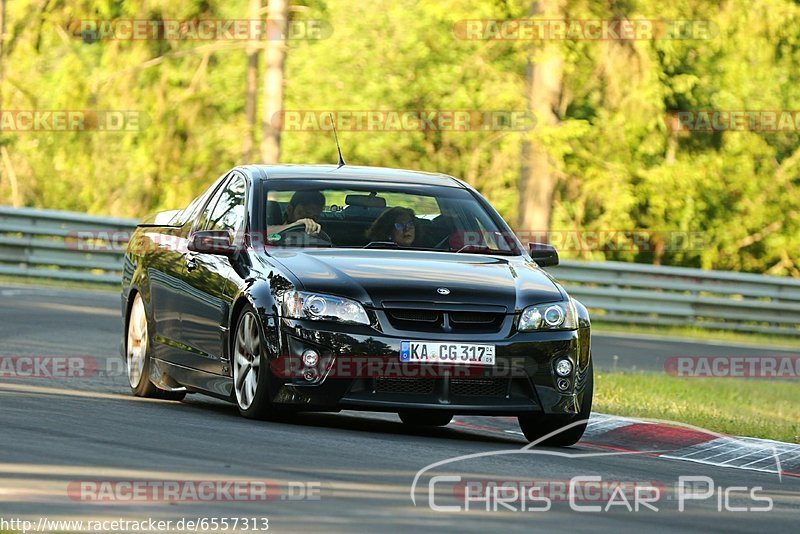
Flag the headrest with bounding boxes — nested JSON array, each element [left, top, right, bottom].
[[266, 201, 284, 225]]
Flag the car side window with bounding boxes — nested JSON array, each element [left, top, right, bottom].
[[204, 174, 247, 236], [177, 193, 209, 228], [195, 180, 228, 232]]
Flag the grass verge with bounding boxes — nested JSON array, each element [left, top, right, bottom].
[[594, 371, 800, 444]]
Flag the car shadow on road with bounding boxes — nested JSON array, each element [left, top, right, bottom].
[[178, 395, 525, 446]]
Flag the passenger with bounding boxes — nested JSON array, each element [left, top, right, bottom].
[[366, 207, 421, 247]]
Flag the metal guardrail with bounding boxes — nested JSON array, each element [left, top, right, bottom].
[[548, 262, 800, 336], [2, 205, 799, 336], [0, 206, 135, 284]]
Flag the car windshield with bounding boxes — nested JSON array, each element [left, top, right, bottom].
[[263, 182, 522, 255]]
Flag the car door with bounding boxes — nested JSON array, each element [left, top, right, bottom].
[[148, 190, 213, 364], [180, 172, 248, 374]]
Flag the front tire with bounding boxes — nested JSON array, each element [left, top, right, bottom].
[[126, 292, 185, 401], [518, 359, 593, 446], [399, 411, 453, 427], [232, 306, 274, 419]]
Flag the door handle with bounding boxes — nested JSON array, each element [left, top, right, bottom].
[[186, 255, 198, 272]]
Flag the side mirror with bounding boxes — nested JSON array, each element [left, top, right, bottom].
[[529, 242, 559, 267], [188, 230, 235, 256]]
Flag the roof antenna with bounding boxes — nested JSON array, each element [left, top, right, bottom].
[[329, 112, 346, 168]]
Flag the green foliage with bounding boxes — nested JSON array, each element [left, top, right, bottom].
[[0, 0, 798, 275]]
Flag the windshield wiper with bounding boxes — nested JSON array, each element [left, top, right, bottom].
[[357, 243, 447, 252], [454, 244, 517, 255], [363, 241, 400, 249], [349, 243, 516, 255]]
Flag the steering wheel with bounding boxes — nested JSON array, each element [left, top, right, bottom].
[[432, 233, 492, 252], [274, 224, 333, 247]]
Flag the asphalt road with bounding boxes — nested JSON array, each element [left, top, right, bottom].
[[0, 284, 798, 533]]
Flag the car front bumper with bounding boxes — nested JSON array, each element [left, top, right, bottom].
[[264, 316, 592, 417]]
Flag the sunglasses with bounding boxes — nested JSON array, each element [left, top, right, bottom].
[[394, 221, 415, 231]]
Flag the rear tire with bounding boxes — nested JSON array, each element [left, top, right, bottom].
[[518, 359, 593, 447], [126, 293, 186, 401], [399, 411, 453, 427]]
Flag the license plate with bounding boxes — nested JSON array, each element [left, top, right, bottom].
[[399, 341, 495, 366]]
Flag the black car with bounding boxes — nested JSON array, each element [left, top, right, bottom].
[[121, 165, 593, 445]]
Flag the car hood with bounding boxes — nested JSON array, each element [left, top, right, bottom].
[[267, 249, 564, 311]]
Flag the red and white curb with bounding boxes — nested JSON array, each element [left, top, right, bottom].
[[451, 413, 800, 478], [583, 414, 800, 478]]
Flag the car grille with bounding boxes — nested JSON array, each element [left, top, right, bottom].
[[373, 377, 509, 397], [343, 376, 537, 408], [385, 309, 505, 333], [449, 311, 498, 325], [450, 377, 507, 397], [388, 309, 439, 323], [374, 377, 436, 395]]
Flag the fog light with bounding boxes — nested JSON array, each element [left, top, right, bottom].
[[303, 368, 318, 381], [556, 378, 570, 391], [302, 349, 320, 367], [555, 358, 573, 377]]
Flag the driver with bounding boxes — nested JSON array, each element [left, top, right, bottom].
[[267, 190, 325, 236]]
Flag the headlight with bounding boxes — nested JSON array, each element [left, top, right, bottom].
[[280, 290, 370, 325], [518, 300, 577, 331]]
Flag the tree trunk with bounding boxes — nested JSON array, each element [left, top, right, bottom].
[[517, 0, 564, 236], [260, 0, 289, 164], [0, 0, 18, 207], [243, 0, 262, 162], [0, 0, 4, 105]]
